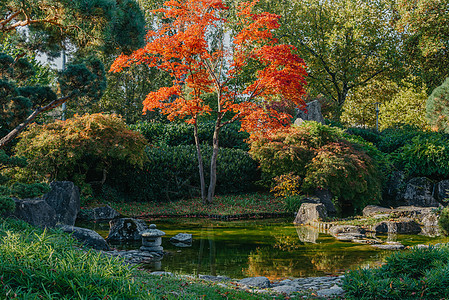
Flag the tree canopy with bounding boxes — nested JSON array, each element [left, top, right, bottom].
[[110, 0, 308, 203]]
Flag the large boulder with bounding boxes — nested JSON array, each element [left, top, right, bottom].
[[435, 179, 449, 202], [10, 198, 57, 228], [294, 100, 325, 125], [372, 218, 421, 234], [58, 225, 110, 251], [399, 177, 439, 207], [314, 189, 337, 215], [43, 181, 80, 226], [294, 203, 327, 225], [77, 205, 120, 222], [170, 233, 193, 247], [107, 218, 148, 242], [383, 171, 406, 205]]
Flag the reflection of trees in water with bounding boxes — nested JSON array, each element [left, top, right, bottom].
[[244, 246, 313, 279], [274, 233, 304, 251]]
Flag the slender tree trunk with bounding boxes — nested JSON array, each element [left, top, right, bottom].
[[194, 120, 207, 204], [207, 120, 221, 204]]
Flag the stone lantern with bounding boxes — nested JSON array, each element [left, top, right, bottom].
[[140, 224, 165, 253]]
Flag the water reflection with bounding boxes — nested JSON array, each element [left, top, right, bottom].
[[295, 225, 319, 243], [78, 218, 449, 280]]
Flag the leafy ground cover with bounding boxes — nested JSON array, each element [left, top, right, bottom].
[[0, 218, 302, 299], [100, 193, 288, 218]]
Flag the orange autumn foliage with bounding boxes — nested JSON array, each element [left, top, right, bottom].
[[109, 0, 307, 203], [110, 0, 307, 136]]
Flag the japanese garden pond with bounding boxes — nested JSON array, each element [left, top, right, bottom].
[[79, 218, 449, 280]]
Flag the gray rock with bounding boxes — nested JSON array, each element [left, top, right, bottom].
[[314, 189, 337, 215], [384, 171, 406, 203], [77, 205, 120, 221], [329, 225, 365, 236], [170, 233, 192, 246], [316, 285, 345, 297], [271, 285, 299, 294], [436, 179, 449, 202], [238, 277, 271, 288], [43, 181, 80, 226], [372, 218, 421, 234], [10, 198, 57, 228], [335, 233, 366, 241], [150, 271, 173, 276], [372, 243, 405, 250], [107, 218, 148, 242], [294, 203, 327, 225], [400, 177, 439, 207], [58, 225, 110, 251], [422, 213, 439, 227], [295, 100, 325, 124], [362, 205, 392, 217]]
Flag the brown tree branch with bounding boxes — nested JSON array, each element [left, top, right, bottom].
[[0, 93, 75, 149]]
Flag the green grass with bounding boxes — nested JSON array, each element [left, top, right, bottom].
[[0, 218, 299, 299], [99, 193, 288, 218]]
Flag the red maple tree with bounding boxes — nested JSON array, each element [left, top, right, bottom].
[[110, 0, 307, 204]]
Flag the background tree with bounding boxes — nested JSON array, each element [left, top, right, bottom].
[[0, 0, 146, 148], [257, 0, 401, 118], [0, 0, 146, 56], [427, 77, 449, 132], [395, 0, 449, 92], [110, 0, 307, 204]]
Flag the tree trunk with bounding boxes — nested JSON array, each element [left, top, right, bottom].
[[207, 120, 221, 204], [194, 120, 207, 204]]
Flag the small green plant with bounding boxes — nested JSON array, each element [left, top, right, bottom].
[[282, 195, 304, 213], [439, 207, 449, 235]]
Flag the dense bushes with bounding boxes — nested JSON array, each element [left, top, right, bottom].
[[106, 145, 259, 202], [347, 125, 449, 180], [343, 245, 449, 299], [131, 120, 249, 150], [14, 113, 147, 197], [250, 122, 383, 212], [439, 207, 449, 235]]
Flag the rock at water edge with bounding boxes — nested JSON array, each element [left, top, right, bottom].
[[58, 225, 110, 251], [107, 218, 148, 242], [43, 181, 80, 226]]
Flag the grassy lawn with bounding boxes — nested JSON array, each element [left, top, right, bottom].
[[99, 193, 289, 218]]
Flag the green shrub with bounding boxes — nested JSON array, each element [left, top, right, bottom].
[[376, 125, 427, 153], [131, 121, 249, 150], [343, 246, 449, 299], [439, 207, 449, 235], [249, 121, 383, 213], [106, 144, 259, 202], [9, 182, 50, 199], [283, 195, 304, 213], [14, 113, 147, 197], [427, 77, 449, 132], [0, 196, 15, 214], [391, 134, 449, 179]]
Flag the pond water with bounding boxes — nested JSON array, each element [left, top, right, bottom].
[[81, 218, 449, 280]]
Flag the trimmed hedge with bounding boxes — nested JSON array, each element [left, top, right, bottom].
[[130, 121, 249, 150], [105, 144, 259, 202]]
